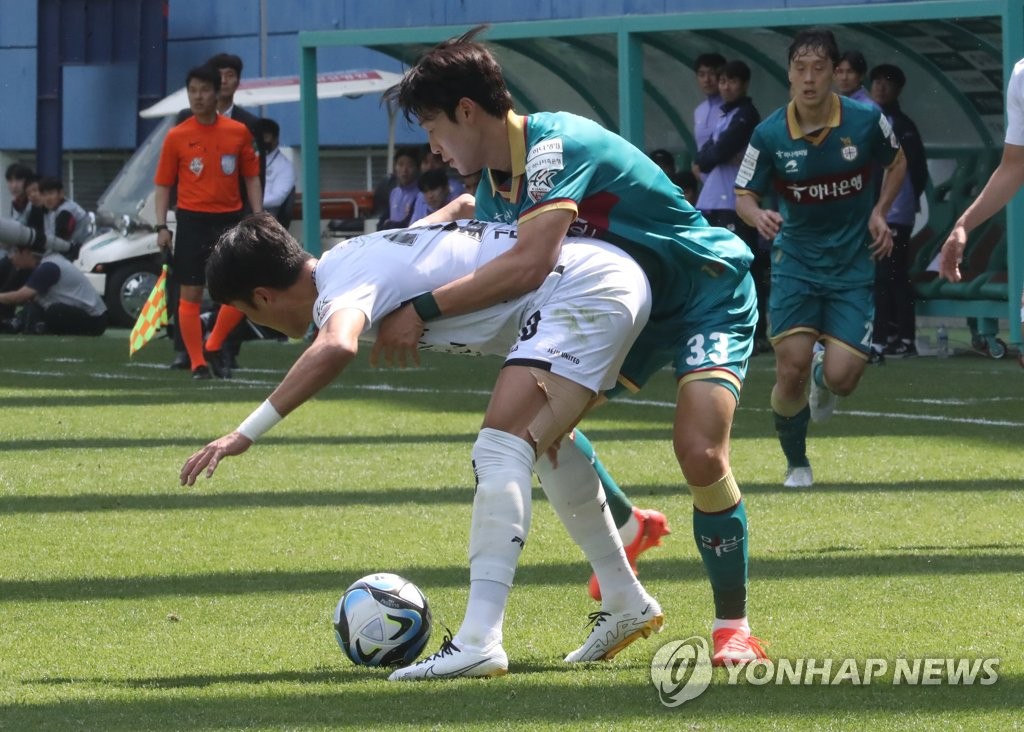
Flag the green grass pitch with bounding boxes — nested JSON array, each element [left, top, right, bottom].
[[0, 330, 1020, 730]]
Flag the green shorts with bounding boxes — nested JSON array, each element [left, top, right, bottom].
[[610, 268, 757, 402], [769, 272, 874, 353]]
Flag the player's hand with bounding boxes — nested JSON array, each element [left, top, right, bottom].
[[752, 209, 783, 241], [370, 303, 423, 368], [867, 212, 894, 260], [938, 224, 968, 282], [156, 228, 173, 251], [180, 432, 253, 486]]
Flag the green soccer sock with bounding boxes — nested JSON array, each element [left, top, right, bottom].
[[571, 430, 634, 529], [774, 405, 811, 468], [692, 500, 748, 619]]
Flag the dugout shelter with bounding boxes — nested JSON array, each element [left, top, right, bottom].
[[297, 0, 1024, 345]]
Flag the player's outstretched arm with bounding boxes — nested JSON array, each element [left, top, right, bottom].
[[179, 308, 366, 486], [939, 143, 1024, 281], [411, 193, 476, 226]]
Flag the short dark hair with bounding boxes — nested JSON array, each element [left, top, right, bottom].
[[5, 163, 33, 182], [648, 149, 676, 174], [839, 50, 868, 76], [394, 145, 421, 166], [207, 53, 243, 76], [384, 24, 514, 124], [788, 28, 840, 67], [870, 63, 907, 89], [186, 64, 222, 93], [418, 168, 450, 193], [256, 117, 280, 139], [694, 53, 727, 73], [38, 176, 64, 193], [720, 60, 751, 83], [206, 213, 312, 306]]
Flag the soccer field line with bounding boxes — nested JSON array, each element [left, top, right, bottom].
[[7, 367, 1022, 428]]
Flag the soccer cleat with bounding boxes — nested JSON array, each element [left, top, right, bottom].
[[884, 341, 917, 358], [808, 350, 837, 423], [169, 351, 191, 370], [783, 466, 813, 488], [867, 349, 886, 366], [205, 349, 232, 379], [387, 633, 508, 681], [711, 626, 768, 666], [588, 508, 671, 601], [564, 594, 664, 662], [191, 364, 212, 380]]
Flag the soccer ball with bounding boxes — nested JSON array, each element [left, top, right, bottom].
[[333, 573, 432, 667]]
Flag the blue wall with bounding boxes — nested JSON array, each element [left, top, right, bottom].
[[0, 0, 981, 152]]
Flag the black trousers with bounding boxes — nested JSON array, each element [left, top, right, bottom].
[[703, 209, 771, 341], [873, 223, 916, 344]]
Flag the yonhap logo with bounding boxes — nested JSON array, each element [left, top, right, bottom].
[[650, 636, 712, 706]]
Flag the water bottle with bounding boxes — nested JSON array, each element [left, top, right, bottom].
[[936, 324, 949, 358]]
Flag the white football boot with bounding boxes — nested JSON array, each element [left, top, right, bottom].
[[783, 465, 814, 488], [564, 593, 664, 662], [388, 632, 508, 681]]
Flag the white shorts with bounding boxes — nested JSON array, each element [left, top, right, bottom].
[[422, 238, 652, 393]]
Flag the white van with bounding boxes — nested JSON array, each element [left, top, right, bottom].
[[75, 69, 401, 327]]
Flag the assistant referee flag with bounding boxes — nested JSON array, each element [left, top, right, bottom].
[[129, 264, 169, 356]]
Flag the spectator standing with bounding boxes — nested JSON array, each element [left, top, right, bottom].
[[692, 53, 726, 182], [939, 57, 1024, 368], [869, 63, 928, 360], [835, 50, 876, 108], [378, 146, 420, 230], [154, 64, 262, 380], [694, 60, 769, 352], [256, 118, 296, 228]]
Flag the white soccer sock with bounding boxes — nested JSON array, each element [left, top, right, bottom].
[[536, 440, 645, 612], [712, 616, 750, 633], [617, 510, 641, 546], [457, 428, 535, 649]]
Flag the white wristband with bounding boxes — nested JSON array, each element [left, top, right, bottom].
[[237, 399, 283, 442]]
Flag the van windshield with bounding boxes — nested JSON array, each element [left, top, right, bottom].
[[96, 116, 175, 222]]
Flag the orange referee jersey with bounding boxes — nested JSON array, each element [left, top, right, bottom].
[[154, 115, 260, 213]]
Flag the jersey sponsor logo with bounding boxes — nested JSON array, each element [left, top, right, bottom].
[[784, 159, 799, 173], [189, 157, 204, 176], [381, 229, 420, 246], [775, 149, 808, 159], [525, 138, 564, 202], [840, 137, 858, 162], [736, 145, 759, 187], [774, 164, 871, 204], [220, 154, 237, 175]]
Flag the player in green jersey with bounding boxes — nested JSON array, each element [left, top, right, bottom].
[[378, 25, 767, 680], [735, 27, 906, 488]]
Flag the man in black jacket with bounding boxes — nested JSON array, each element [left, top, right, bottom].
[[869, 63, 928, 360]]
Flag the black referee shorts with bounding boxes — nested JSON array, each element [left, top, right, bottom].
[[172, 208, 243, 286]]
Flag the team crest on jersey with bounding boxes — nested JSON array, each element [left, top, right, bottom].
[[526, 138, 564, 202], [189, 157, 204, 176], [840, 137, 858, 162], [221, 154, 237, 175]]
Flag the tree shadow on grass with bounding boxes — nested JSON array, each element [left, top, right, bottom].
[[4, 550, 1022, 603]]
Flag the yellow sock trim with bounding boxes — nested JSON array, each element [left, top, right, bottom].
[[690, 470, 742, 514], [771, 384, 807, 418]]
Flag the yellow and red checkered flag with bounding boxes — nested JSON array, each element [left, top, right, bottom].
[[129, 264, 169, 356]]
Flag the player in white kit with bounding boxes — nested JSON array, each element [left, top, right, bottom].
[[180, 213, 663, 678]]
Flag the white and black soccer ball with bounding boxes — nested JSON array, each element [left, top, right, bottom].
[[333, 573, 432, 667]]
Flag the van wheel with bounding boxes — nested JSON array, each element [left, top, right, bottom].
[[106, 262, 162, 328]]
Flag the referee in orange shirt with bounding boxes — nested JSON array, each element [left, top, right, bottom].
[[154, 64, 262, 379]]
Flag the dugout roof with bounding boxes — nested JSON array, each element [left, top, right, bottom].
[[298, 0, 1024, 331]]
